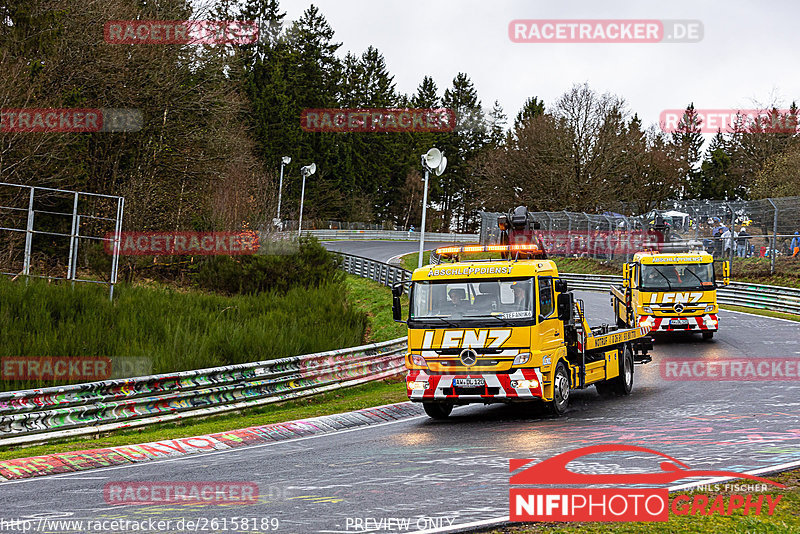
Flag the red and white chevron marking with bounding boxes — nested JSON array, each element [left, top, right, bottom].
[[407, 368, 544, 401]]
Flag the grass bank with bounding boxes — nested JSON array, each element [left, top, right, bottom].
[[0, 276, 368, 392]]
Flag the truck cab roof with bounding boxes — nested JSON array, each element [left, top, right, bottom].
[[632, 251, 714, 265], [412, 259, 559, 281]]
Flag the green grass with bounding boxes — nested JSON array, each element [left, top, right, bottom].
[[721, 305, 800, 322], [0, 377, 407, 461], [727, 257, 800, 289], [344, 275, 408, 342], [0, 276, 368, 392], [480, 469, 800, 533]]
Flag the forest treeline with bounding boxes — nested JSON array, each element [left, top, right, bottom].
[[2, 0, 799, 234]]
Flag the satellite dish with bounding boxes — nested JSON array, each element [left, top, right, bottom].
[[282, 156, 291, 165], [435, 156, 447, 176], [423, 148, 442, 170]]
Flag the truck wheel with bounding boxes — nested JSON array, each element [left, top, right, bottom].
[[616, 317, 627, 329], [702, 331, 714, 340], [547, 362, 570, 416], [597, 343, 634, 397], [423, 402, 453, 420]]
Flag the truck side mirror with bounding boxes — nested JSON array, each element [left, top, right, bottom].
[[554, 278, 568, 293], [622, 263, 631, 288], [721, 261, 730, 286], [557, 292, 574, 323], [392, 282, 406, 323]]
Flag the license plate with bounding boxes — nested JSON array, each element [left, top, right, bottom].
[[454, 378, 485, 387], [670, 319, 689, 326]]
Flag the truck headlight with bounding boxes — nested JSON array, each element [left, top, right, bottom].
[[705, 305, 715, 313], [410, 354, 427, 368], [513, 352, 531, 366], [511, 379, 539, 389], [409, 381, 428, 390], [642, 306, 653, 314]]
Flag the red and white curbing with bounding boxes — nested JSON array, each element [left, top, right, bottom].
[[0, 402, 424, 481]]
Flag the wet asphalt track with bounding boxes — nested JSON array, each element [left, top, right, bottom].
[[1, 244, 798, 533]]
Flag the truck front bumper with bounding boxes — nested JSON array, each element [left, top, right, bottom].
[[406, 368, 544, 402], [639, 314, 718, 332]]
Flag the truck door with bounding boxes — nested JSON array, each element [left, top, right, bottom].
[[537, 277, 562, 352]]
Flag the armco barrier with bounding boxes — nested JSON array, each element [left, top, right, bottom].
[[0, 338, 406, 447]]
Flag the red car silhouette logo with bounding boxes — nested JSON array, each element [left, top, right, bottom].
[[510, 444, 785, 488]]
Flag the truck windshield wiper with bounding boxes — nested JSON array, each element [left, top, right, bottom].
[[683, 268, 708, 287], [653, 268, 673, 290], [418, 316, 460, 328]]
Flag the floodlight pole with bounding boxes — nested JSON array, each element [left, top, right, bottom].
[[277, 158, 288, 221], [298, 170, 307, 238], [418, 160, 430, 269]]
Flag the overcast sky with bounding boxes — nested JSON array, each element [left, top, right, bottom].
[[280, 0, 797, 134]]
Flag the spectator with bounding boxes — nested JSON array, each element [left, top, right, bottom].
[[792, 232, 800, 257], [713, 223, 726, 258], [736, 227, 751, 257], [721, 227, 737, 258]]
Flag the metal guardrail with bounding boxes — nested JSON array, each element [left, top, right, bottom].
[[303, 229, 478, 242], [0, 338, 406, 447]]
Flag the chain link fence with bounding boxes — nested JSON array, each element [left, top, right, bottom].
[[480, 196, 800, 280]]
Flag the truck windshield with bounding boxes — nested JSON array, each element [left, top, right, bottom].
[[410, 278, 534, 323], [640, 263, 715, 291]]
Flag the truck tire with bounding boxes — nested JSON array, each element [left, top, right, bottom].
[[423, 402, 453, 420], [547, 362, 571, 416], [702, 331, 714, 340], [596, 343, 634, 397]]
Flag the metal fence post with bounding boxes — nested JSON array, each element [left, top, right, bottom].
[[22, 187, 35, 277], [67, 192, 79, 285], [767, 198, 778, 274], [110, 197, 124, 300]]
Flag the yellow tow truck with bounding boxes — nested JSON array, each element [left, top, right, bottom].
[[391, 243, 652, 419], [610, 251, 730, 340]]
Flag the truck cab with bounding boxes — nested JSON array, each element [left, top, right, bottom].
[[611, 251, 730, 340], [393, 244, 652, 419]]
